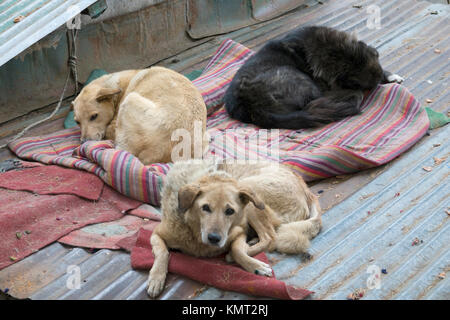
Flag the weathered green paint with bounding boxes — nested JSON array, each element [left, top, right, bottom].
[[187, 0, 253, 39], [187, 0, 306, 39], [252, 0, 306, 20]]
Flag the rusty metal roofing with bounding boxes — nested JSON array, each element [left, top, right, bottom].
[[0, 0, 98, 67], [0, 0, 449, 300]]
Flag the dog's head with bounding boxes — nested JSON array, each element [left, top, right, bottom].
[[338, 41, 384, 90], [177, 175, 265, 248], [72, 83, 121, 143]]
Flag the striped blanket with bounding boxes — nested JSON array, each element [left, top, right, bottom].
[[8, 40, 429, 206]]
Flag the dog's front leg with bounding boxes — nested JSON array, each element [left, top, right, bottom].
[[382, 70, 405, 84], [229, 233, 273, 277], [247, 206, 280, 256], [226, 207, 278, 263], [147, 232, 170, 298]]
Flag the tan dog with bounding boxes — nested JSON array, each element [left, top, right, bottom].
[[147, 160, 322, 298], [72, 67, 207, 164]]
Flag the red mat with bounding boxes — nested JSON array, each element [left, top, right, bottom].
[[117, 228, 313, 300], [0, 165, 104, 200], [0, 165, 142, 270]]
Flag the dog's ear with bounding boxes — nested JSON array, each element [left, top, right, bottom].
[[238, 188, 265, 210], [178, 184, 202, 214], [70, 101, 75, 110], [96, 88, 121, 102]]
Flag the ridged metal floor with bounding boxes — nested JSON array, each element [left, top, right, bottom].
[[270, 127, 449, 300], [0, 0, 448, 300]]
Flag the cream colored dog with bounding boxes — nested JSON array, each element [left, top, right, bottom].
[[147, 160, 322, 298], [72, 67, 207, 164]]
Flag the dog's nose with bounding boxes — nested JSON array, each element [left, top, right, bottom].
[[207, 233, 221, 244]]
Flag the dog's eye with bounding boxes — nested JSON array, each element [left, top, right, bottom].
[[225, 208, 235, 216], [202, 204, 211, 213], [75, 120, 80, 126], [90, 114, 98, 121]]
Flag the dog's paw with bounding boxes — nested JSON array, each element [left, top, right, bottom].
[[387, 74, 405, 84], [253, 260, 273, 277], [147, 274, 166, 298], [241, 258, 272, 277]]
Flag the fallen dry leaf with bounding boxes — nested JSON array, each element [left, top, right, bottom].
[[434, 49, 441, 54], [426, 99, 433, 104], [433, 157, 446, 165], [13, 15, 25, 23], [433, 143, 441, 147], [360, 193, 375, 200], [347, 288, 365, 300], [422, 166, 433, 172], [438, 272, 446, 280]]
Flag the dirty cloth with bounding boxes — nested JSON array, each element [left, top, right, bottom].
[[8, 39, 430, 207], [117, 228, 313, 300], [58, 214, 158, 250], [0, 165, 141, 270], [0, 164, 103, 200], [58, 204, 161, 250]]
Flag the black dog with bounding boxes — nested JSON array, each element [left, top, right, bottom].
[[224, 26, 404, 129]]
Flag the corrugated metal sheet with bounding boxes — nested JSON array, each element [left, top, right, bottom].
[[0, 0, 448, 300], [0, 0, 98, 67]]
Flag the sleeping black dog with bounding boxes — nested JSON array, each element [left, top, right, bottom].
[[224, 26, 404, 129]]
